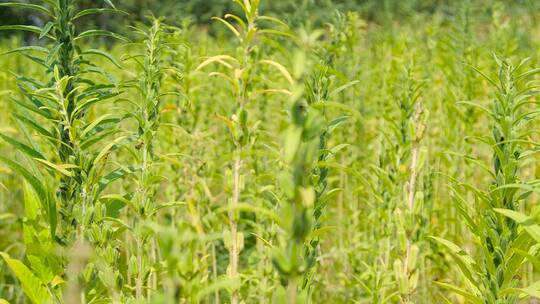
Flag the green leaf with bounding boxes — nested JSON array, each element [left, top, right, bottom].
[[306, 226, 337, 241], [0, 155, 46, 199], [492, 183, 540, 195], [495, 209, 540, 243], [211, 17, 241, 38], [149, 202, 186, 216], [196, 55, 238, 71], [329, 143, 350, 155], [0, 3, 51, 16], [468, 64, 498, 88], [39, 22, 53, 39], [80, 114, 114, 139], [73, 8, 127, 20], [258, 15, 289, 28], [516, 68, 540, 82], [2, 46, 48, 56], [429, 236, 479, 291], [23, 181, 40, 221], [82, 49, 122, 68], [98, 166, 136, 193], [327, 116, 349, 134], [503, 231, 532, 286], [196, 276, 241, 301], [34, 158, 77, 177], [103, 0, 116, 9], [0, 25, 44, 35], [457, 101, 495, 118], [93, 136, 127, 166], [259, 59, 294, 84], [75, 30, 128, 42], [79, 128, 118, 150], [258, 29, 295, 39], [434, 282, 482, 304], [26, 256, 53, 285], [0, 252, 52, 304], [521, 280, 540, 298], [100, 194, 131, 217], [224, 13, 246, 31], [0, 133, 46, 160], [13, 114, 54, 139], [330, 80, 360, 97]]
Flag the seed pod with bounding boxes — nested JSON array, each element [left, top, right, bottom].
[[299, 187, 315, 208], [408, 244, 420, 270], [409, 271, 419, 291], [393, 259, 408, 295], [237, 232, 244, 253], [398, 227, 407, 252], [223, 229, 231, 250]]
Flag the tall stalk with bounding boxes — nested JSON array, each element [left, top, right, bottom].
[[196, 0, 292, 301], [0, 0, 127, 301], [366, 64, 428, 302], [434, 57, 540, 303], [123, 18, 172, 300], [271, 29, 356, 301]]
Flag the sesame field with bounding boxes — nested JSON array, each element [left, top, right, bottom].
[[0, 0, 540, 303]]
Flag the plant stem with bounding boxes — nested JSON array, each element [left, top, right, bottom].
[[136, 237, 144, 299], [229, 145, 242, 304], [287, 279, 298, 304]]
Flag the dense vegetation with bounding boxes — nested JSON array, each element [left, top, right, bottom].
[[0, 0, 539, 303]]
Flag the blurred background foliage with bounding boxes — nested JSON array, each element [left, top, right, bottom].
[[1, 0, 538, 40]]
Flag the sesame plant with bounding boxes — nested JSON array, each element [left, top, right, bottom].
[[390, 69, 428, 304], [121, 18, 173, 301], [271, 43, 320, 303], [433, 57, 540, 303], [196, 0, 293, 302], [364, 64, 430, 303], [0, 1, 540, 304], [0, 0, 129, 302], [271, 27, 358, 301]]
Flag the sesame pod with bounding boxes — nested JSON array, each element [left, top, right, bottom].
[[223, 229, 231, 250], [496, 266, 504, 287], [408, 244, 420, 270], [237, 232, 244, 253], [409, 271, 419, 291], [299, 187, 315, 208], [393, 259, 408, 295], [398, 227, 407, 252]]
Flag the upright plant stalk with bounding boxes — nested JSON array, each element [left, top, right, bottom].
[[273, 64, 320, 303], [271, 33, 356, 301], [53, 0, 86, 243], [125, 19, 168, 300], [433, 57, 540, 303], [369, 65, 427, 302], [301, 63, 347, 289], [290, 24, 361, 290], [301, 66, 330, 285], [395, 101, 427, 303], [197, 1, 292, 301], [474, 58, 537, 303], [0, 0, 126, 243], [0, 0, 129, 302], [392, 75, 427, 303]]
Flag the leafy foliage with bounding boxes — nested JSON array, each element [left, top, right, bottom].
[[0, 1, 539, 304]]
